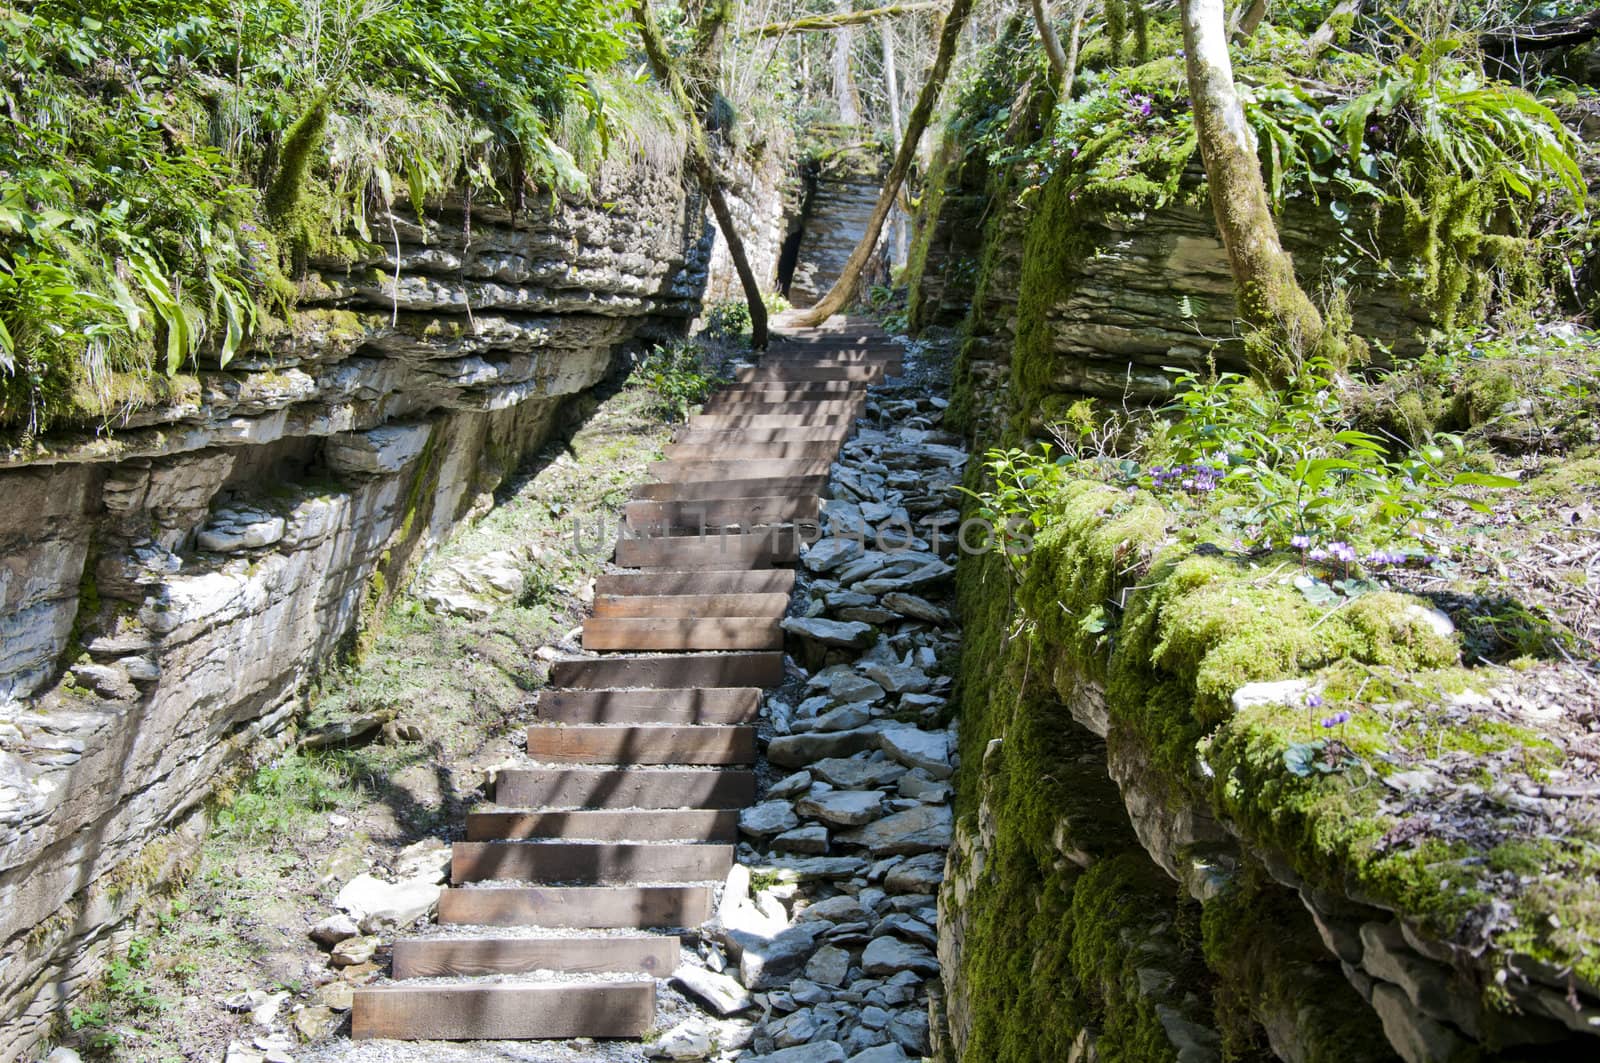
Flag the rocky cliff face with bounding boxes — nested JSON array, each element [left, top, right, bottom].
[[786, 147, 891, 308], [0, 141, 787, 1055]]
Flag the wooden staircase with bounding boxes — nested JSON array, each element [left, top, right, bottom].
[[350, 323, 901, 1042]]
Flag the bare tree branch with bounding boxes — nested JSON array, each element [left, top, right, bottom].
[[745, 2, 943, 38], [1030, 0, 1070, 88]]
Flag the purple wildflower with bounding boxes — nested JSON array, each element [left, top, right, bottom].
[[1328, 541, 1357, 564], [1290, 534, 1311, 550], [1307, 547, 1328, 562], [1305, 692, 1324, 710], [1321, 711, 1351, 728]]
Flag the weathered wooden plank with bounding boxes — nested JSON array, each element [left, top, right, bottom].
[[451, 841, 735, 884], [672, 426, 852, 444], [736, 365, 883, 382], [351, 981, 655, 1040], [613, 531, 797, 570], [631, 475, 829, 500], [582, 616, 782, 652], [525, 723, 758, 763], [661, 440, 841, 461], [536, 687, 762, 725], [698, 397, 863, 415], [624, 495, 821, 532], [592, 591, 792, 619], [466, 808, 739, 842], [548, 651, 784, 688], [648, 458, 833, 482], [688, 413, 850, 429], [495, 767, 759, 808], [436, 885, 713, 928], [594, 570, 795, 596], [391, 935, 679, 979]]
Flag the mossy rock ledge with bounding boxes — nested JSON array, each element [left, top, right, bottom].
[[938, 478, 1600, 1063]]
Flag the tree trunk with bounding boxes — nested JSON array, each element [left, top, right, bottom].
[[791, 0, 978, 326], [833, 0, 862, 124], [1029, 0, 1070, 89], [636, 0, 769, 349], [881, 21, 907, 268], [1228, 0, 1267, 41], [1179, 0, 1321, 378], [1061, 0, 1088, 99], [1306, 0, 1363, 60]]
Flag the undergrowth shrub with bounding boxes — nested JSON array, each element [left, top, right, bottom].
[[0, 0, 628, 436], [637, 340, 724, 422]]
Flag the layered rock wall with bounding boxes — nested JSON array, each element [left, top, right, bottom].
[[0, 140, 787, 1056], [787, 147, 892, 308]]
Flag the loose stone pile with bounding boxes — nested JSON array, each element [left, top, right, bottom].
[[656, 368, 967, 1062]]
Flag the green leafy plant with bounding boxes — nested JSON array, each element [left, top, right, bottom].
[[637, 340, 723, 422], [0, 0, 627, 436], [1150, 361, 1518, 547], [702, 299, 753, 344]]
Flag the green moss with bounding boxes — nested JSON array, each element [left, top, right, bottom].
[[1526, 454, 1600, 499], [265, 93, 332, 267], [1201, 866, 1393, 1062]]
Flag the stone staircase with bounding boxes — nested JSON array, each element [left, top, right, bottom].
[[349, 322, 901, 1043]]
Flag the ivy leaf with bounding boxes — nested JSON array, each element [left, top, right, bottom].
[[1294, 575, 1340, 607], [1284, 741, 1329, 777]]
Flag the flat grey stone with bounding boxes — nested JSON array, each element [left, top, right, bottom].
[[798, 789, 885, 827], [812, 757, 907, 789], [741, 800, 801, 838], [861, 936, 939, 976], [773, 825, 830, 854], [768, 726, 883, 768], [749, 1042, 847, 1063], [673, 964, 754, 1016], [783, 616, 876, 649], [877, 726, 952, 778], [803, 537, 865, 573], [839, 804, 953, 856], [805, 944, 853, 987]]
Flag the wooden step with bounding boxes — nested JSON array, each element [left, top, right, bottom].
[[352, 981, 655, 1040], [594, 570, 796, 596], [537, 688, 761, 725], [496, 767, 758, 809], [648, 459, 833, 482], [737, 365, 883, 382], [624, 495, 820, 532], [438, 885, 713, 928], [548, 651, 784, 688], [717, 382, 867, 399], [526, 723, 758, 763], [392, 935, 679, 979], [688, 413, 850, 429], [661, 440, 841, 461], [614, 530, 797, 570], [699, 397, 863, 416], [632, 475, 829, 500], [583, 616, 782, 652], [672, 426, 852, 444], [451, 841, 735, 884], [593, 591, 792, 619], [467, 808, 739, 842]]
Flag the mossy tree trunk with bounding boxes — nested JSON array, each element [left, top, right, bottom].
[[1029, 0, 1071, 90], [1179, 0, 1322, 379], [791, 0, 978, 326], [832, 0, 863, 124], [636, 0, 769, 349]]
